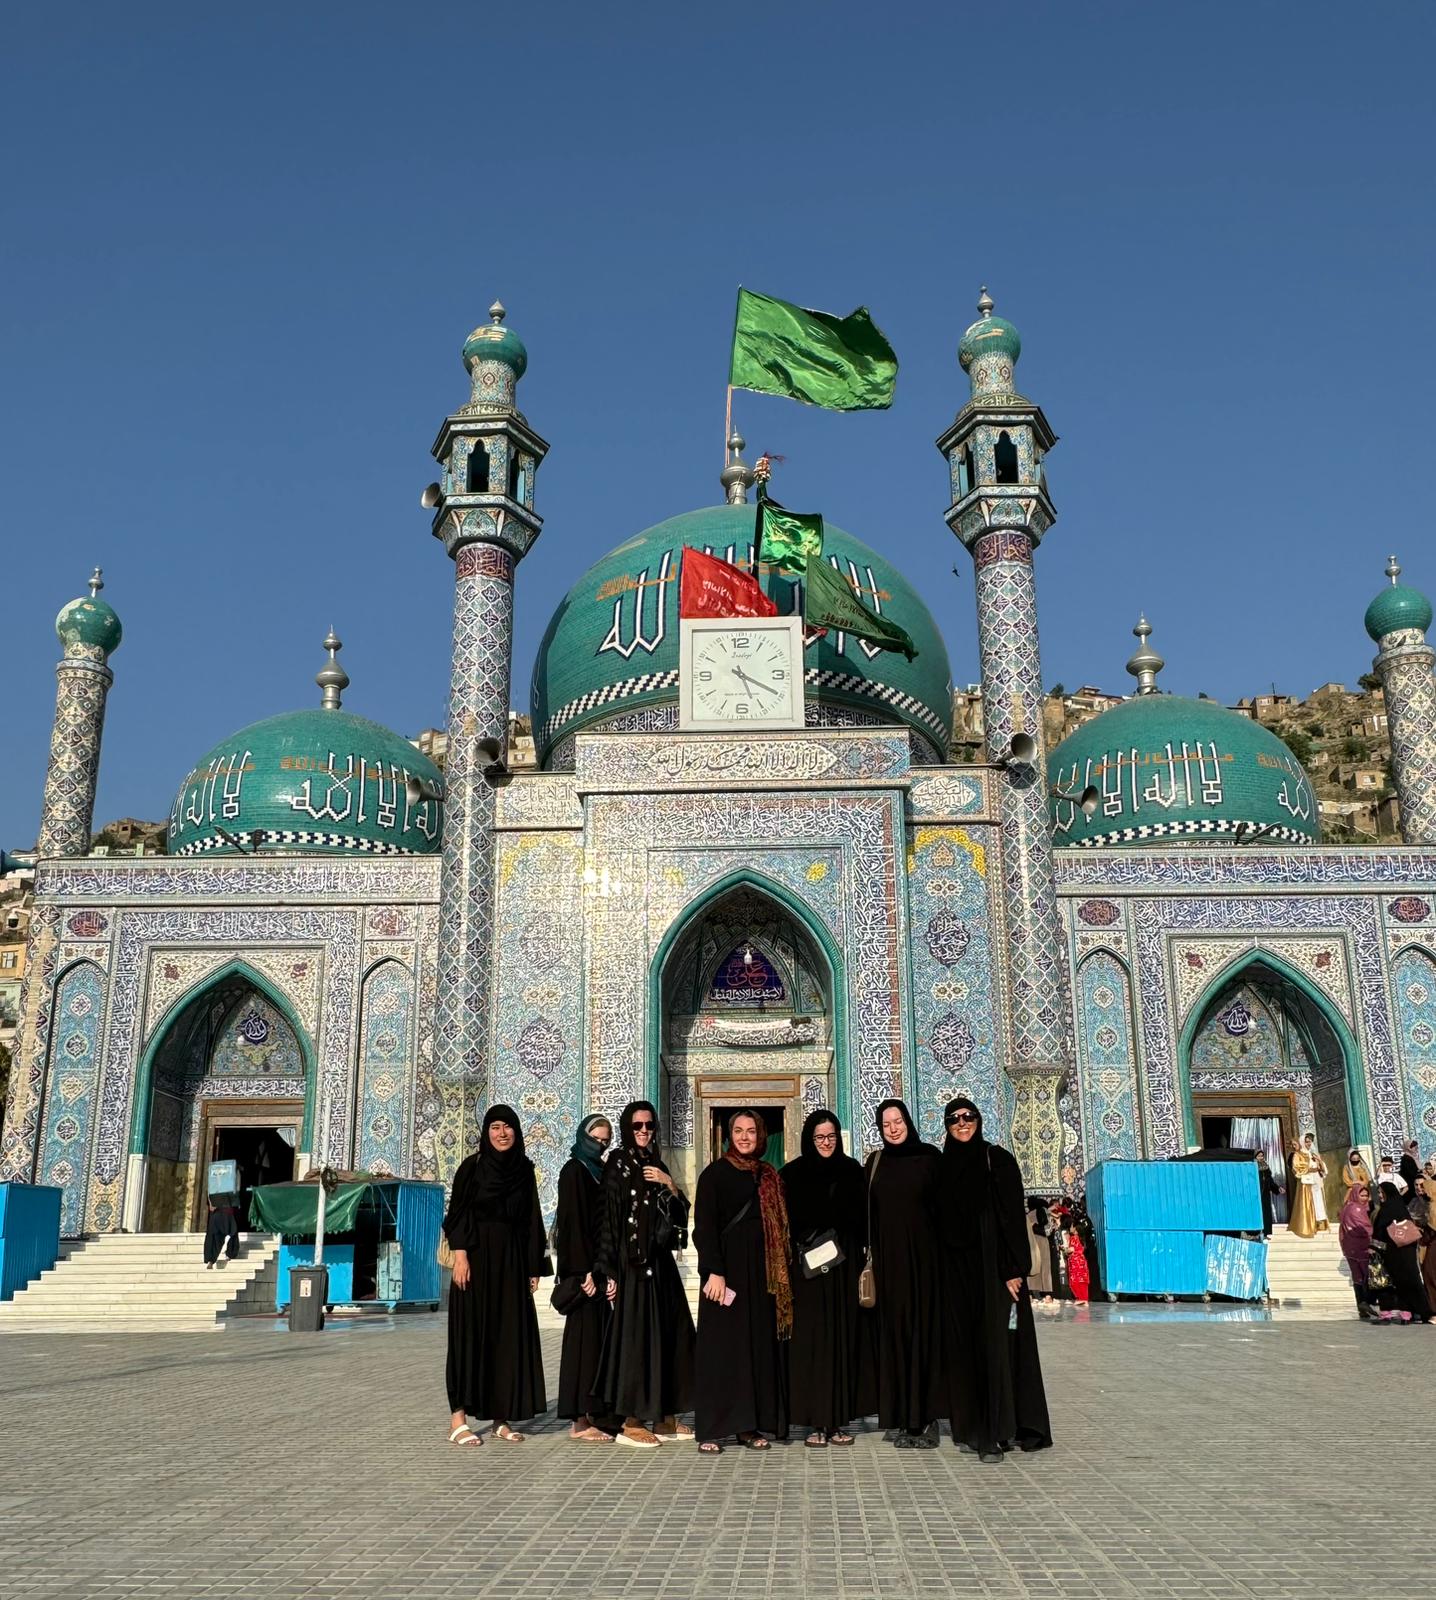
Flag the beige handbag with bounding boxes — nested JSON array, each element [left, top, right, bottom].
[[436, 1230, 455, 1270], [858, 1148, 881, 1308]]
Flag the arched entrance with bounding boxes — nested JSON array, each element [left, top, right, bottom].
[[131, 965, 314, 1231], [1179, 955, 1367, 1217], [650, 877, 841, 1193]]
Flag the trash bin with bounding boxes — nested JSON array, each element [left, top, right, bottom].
[[288, 1266, 328, 1332]]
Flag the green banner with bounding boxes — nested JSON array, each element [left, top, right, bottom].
[[758, 500, 824, 574], [803, 552, 917, 660], [248, 1181, 369, 1236], [729, 288, 898, 411]]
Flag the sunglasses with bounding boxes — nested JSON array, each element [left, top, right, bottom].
[[947, 1111, 978, 1126], [630, 1119, 655, 1130]]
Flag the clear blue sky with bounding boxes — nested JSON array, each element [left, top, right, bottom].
[[3, 1, 1433, 846]]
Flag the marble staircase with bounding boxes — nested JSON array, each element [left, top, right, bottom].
[[1263, 1227, 1354, 1315]]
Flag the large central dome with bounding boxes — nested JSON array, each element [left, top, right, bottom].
[[530, 505, 953, 767]]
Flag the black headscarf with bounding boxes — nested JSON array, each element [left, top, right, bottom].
[[875, 1097, 920, 1157], [610, 1100, 667, 1267], [782, 1108, 863, 1234], [1376, 1180, 1412, 1239], [570, 1113, 611, 1185], [941, 1096, 989, 1240], [474, 1104, 532, 1204]]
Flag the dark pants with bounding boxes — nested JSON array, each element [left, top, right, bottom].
[[204, 1205, 239, 1264]]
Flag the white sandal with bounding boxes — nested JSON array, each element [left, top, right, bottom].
[[448, 1424, 483, 1446]]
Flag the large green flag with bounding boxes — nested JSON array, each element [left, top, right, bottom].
[[758, 499, 824, 574], [803, 552, 917, 660], [729, 288, 898, 411]]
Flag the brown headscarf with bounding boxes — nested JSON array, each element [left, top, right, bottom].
[[722, 1109, 794, 1340]]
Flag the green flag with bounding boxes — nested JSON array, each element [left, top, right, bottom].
[[758, 499, 824, 574], [729, 288, 898, 411], [803, 552, 917, 660]]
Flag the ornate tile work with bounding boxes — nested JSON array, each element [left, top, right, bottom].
[[573, 730, 912, 790], [1376, 637, 1436, 845], [1075, 952, 1141, 1164], [907, 768, 993, 820], [36, 962, 106, 1234], [1172, 937, 1353, 1028], [1393, 948, 1436, 1150], [356, 961, 414, 1176], [210, 994, 304, 1077], [1189, 985, 1285, 1073], [143, 947, 324, 1038], [494, 775, 583, 830], [905, 824, 1004, 1147], [1056, 848, 1436, 890], [34, 856, 441, 903], [36, 659, 112, 858]]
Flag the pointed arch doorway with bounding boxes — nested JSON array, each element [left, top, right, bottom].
[[130, 966, 314, 1232], [651, 876, 843, 1192]]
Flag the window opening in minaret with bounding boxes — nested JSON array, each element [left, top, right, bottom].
[[508, 451, 524, 502], [994, 430, 1019, 484], [466, 441, 490, 493], [958, 444, 976, 496]]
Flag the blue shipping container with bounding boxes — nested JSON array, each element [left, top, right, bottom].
[[1092, 1227, 1207, 1296], [1088, 1159, 1262, 1234], [0, 1183, 63, 1301], [1204, 1234, 1268, 1300]]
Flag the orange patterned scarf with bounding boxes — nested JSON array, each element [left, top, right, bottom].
[[723, 1150, 793, 1339]]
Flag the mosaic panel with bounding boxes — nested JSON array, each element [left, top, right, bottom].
[[573, 730, 911, 790], [1393, 947, 1436, 1152], [1189, 986, 1286, 1074], [211, 993, 304, 1077], [494, 775, 583, 830], [1378, 640, 1436, 844], [33, 856, 441, 904], [144, 948, 323, 1039], [35, 660, 112, 858], [907, 769, 992, 820], [1056, 848, 1436, 890], [1172, 937, 1352, 1028], [36, 962, 105, 1234], [1075, 952, 1141, 1164], [356, 961, 414, 1176], [0, 902, 61, 1182]]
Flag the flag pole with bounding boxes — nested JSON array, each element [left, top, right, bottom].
[[724, 384, 733, 468]]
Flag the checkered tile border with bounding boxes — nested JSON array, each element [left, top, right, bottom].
[[1072, 818, 1315, 848], [174, 830, 418, 857]]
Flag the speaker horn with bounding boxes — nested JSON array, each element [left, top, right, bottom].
[[420, 482, 443, 510]]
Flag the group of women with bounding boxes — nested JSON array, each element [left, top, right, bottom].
[[1338, 1144, 1436, 1325], [443, 1095, 1052, 1459]]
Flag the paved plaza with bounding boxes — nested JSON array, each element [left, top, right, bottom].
[[0, 1309, 1426, 1599]]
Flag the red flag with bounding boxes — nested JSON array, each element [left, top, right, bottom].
[[679, 547, 778, 620]]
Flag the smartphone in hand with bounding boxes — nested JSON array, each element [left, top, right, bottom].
[[721, 1286, 737, 1307]]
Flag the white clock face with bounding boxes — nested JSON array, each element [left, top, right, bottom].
[[679, 618, 805, 730]]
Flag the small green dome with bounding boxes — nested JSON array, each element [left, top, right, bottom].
[[463, 301, 527, 378], [1365, 581, 1432, 642], [56, 594, 122, 656], [168, 708, 443, 858], [1049, 694, 1321, 848], [959, 288, 1022, 372], [530, 504, 954, 765]]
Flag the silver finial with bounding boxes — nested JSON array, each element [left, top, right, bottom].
[[1125, 614, 1165, 695], [316, 628, 349, 711], [88, 567, 104, 597], [489, 300, 506, 325], [720, 429, 756, 506], [1387, 554, 1402, 585], [976, 286, 994, 319]]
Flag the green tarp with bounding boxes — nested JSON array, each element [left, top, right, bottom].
[[248, 1181, 369, 1236]]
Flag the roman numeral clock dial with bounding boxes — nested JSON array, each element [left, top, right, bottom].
[[679, 617, 806, 732]]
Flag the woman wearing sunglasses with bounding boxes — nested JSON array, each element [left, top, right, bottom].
[[940, 1096, 1052, 1462], [591, 1100, 697, 1447]]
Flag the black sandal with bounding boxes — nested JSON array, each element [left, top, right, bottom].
[[804, 1431, 829, 1448], [738, 1432, 771, 1450], [698, 1440, 723, 1454]]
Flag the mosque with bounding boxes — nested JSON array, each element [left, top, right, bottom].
[[4, 292, 1436, 1245]]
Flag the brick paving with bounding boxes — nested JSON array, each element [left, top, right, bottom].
[[0, 1309, 1427, 1598]]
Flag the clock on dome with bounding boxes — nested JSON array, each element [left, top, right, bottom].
[[679, 616, 805, 732]]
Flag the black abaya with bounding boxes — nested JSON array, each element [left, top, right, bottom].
[[553, 1156, 616, 1423], [781, 1116, 869, 1432], [866, 1138, 946, 1431], [693, 1157, 788, 1441], [443, 1149, 548, 1422], [1376, 1186, 1433, 1322], [591, 1140, 695, 1422]]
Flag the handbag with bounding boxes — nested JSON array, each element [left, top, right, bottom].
[[436, 1230, 454, 1271], [858, 1148, 881, 1308], [1386, 1216, 1421, 1248], [549, 1274, 589, 1316], [800, 1229, 845, 1278], [1367, 1244, 1391, 1292]]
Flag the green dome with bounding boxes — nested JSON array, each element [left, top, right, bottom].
[[56, 594, 122, 656], [1048, 694, 1321, 848], [959, 313, 1022, 372], [462, 321, 527, 378], [530, 504, 954, 765], [168, 708, 444, 858], [1365, 582, 1432, 642]]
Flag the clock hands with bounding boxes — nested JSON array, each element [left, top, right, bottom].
[[731, 666, 777, 698]]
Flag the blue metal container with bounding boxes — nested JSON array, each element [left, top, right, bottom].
[[277, 1243, 355, 1305], [1204, 1234, 1267, 1300], [0, 1183, 62, 1301], [1088, 1159, 1263, 1234], [1092, 1227, 1206, 1296]]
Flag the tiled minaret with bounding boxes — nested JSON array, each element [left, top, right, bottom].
[[1365, 557, 1436, 845], [36, 569, 122, 857], [936, 291, 1074, 1187], [427, 304, 548, 1180]]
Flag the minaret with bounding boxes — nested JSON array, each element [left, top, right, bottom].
[[1126, 615, 1165, 695], [427, 303, 548, 1178], [1365, 557, 1436, 844], [36, 569, 122, 857], [936, 290, 1074, 1187]]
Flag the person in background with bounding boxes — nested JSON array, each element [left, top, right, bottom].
[[1025, 1199, 1055, 1297], [1302, 1133, 1330, 1231], [1376, 1155, 1406, 1193], [1418, 1159, 1436, 1312], [1339, 1182, 1376, 1320], [1288, 1138, 1318, 1237], [203, 1194, 239, 1268], [1400, 1139, 1423, 1191], [1255, 1151, 1282, 1239], [1373, 1180, 1432, 1325], [1342, 1148, 1374, 1196], [553, 1114, 622, 1443], [444, 1105, 549, 1447]]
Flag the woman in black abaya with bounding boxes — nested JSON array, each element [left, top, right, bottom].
[[1374, 1179, 1433, 1323], [781, 1108, 868, 1446], [693, 1108, 791, 1453], [591, 1100, 696, 1447], [444, 1105, 548, 1446], [554, 1113, 624, 1442], [866, 1097, 945, 1447], [939, 1096, 1052, 1462]]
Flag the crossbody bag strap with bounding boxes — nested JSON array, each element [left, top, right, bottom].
[[866, 1146, 882, 1246]]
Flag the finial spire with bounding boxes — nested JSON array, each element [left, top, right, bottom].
[[976, 285, 994, 319], [88, 567, 104, 597], [489, 300, 506, 325], [1387, 554, 1402, 585], [316, 628, 349, 711], [719, 429, 756, 506], [1126, 614, 1165, 695]]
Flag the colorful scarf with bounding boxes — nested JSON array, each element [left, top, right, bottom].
[[723, 1113, 793, 1340]]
